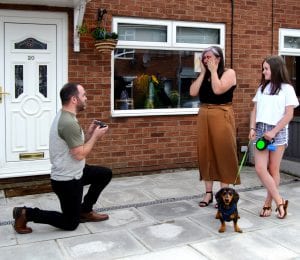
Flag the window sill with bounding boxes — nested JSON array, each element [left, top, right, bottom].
[[111, 108, 199, 117]]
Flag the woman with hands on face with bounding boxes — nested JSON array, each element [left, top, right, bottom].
[[190, 46, 239, 208]]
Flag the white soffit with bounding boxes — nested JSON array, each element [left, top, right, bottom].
[[0, 0, 90, 52]]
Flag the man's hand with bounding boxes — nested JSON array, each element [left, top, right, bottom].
[[71, 123, 108, 161], [93, 124, 109, 139]]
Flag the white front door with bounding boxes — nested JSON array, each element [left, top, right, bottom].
[[0, 11, 68, 178]]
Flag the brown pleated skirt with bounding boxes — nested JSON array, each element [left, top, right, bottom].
[[197, 103, 240, 184]]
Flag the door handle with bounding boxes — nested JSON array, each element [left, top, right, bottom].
[[0, 86, 10, 103]]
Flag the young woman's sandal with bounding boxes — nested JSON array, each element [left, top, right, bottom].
[[259, 205, 272, 217], [275, 199, 288, 219], [199, 191, 213, 207]]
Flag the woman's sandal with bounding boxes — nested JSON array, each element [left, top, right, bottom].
[[275, 199, 288, 219], [199, 191, 213, 207], [259, 206, 272, 217]]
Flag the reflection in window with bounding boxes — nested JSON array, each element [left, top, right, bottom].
[[176, 27, 220, 44], [15, 65, 23, 98], [39, 65, 47, 98], [118, 24, 167, 42], [284, 36, 300, 49], [114, 49, 200, 110], [15, 37, 47, 49]]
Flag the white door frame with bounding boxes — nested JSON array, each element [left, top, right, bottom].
[[0, 10, 68, 178]]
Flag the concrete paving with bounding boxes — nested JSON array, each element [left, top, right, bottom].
[[0, 166, 300, 260]]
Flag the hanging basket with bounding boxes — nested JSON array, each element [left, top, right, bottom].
[[94, 39, 118, 52]]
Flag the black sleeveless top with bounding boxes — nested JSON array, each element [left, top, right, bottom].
[[199, 77, 236, 104]]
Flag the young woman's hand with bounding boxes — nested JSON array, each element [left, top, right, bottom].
[[249, 129, 256, 140], [264, 130, 276, 141]]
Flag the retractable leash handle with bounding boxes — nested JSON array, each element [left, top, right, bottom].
[[256, 137, 276, 151]]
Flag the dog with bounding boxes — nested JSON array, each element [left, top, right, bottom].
[[215, 187, 242, 233]]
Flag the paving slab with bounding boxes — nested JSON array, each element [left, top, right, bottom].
[[138, 200, 200, 221], [130, 218, 216, 250], [99, 188, 156, 208], [191, 232, 298, 260], [256, 222, 300, 254], [57, 230, 148, 259], [106, 175, 157, 191], [84, 207, 155, 233], [117, 245, 208, 260], [142, 183, 200, 200], [0, 190, 5, 206], [0, 240, 64, 260], [0, 225, 16, 247], [14, 222, 90, 244]]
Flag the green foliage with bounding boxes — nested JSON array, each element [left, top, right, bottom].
[[77, 23, 118, 40], [76, 24, 88, 35], [91, 27, 118, 40]]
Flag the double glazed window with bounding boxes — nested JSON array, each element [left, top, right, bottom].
[[279, 28, 300, 116], [112, 18, 225, 117]]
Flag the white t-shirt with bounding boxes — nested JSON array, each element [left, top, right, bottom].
[[253, 83, 299, 126]]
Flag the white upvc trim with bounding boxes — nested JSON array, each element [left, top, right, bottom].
[[111, 17, 225, 117], [73, 0, 90, 52], [111, 107, 199, 118], [172, 21, 225, 49], [113, 17, 172, 48]]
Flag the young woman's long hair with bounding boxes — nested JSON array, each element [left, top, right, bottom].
[[260, 55, 291, 95], [202, 46, 225, 80]]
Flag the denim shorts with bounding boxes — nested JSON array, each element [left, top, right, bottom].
[[255, 122, 288, 146]]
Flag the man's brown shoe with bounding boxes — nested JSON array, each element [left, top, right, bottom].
[[80, 211, 109, 223], [13, 207, 32, 234]]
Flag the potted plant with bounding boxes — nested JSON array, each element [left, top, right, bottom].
[[77, 9, 118, 53], [92, 27, 118, 52]]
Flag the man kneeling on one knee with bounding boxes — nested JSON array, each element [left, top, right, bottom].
[[13, 82, 112, 234]]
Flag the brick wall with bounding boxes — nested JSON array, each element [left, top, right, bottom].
[[73, 0, 234, 174], [1, 0, 300, 176]]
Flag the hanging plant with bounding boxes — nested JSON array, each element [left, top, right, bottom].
[[92, 27, 118, 52], [77, 9, 118, 53], [92, 8, 118, 53]]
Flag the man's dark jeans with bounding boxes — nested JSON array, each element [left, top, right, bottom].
[[26, 164, 112, 230]]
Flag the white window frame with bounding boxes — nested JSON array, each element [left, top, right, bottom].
[[172, 21, 225, 49], [279, 28, 300, 56], [111, 17, 225, 117]]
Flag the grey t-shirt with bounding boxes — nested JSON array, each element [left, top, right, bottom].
[[49, 110, 85, 181]]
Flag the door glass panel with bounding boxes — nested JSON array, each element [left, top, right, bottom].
[[39, 65, 47, 98], [15, 65, 23, 98], [15, 37, 47, 49]]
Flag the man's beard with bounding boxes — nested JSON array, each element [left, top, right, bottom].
[[76, 100, 86, 112]]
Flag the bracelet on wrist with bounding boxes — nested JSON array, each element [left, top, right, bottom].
[[250, 128, 256, 131]]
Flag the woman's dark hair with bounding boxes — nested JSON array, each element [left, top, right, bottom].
[[260, 55, 291, 95], [60, 82, 80, 105], [202, 46, 225, 79]]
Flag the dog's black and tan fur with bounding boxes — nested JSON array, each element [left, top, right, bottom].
[[215, 187, 242, 233]]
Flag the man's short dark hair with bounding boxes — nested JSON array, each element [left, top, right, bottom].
[[60, 83, 80, 105]]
